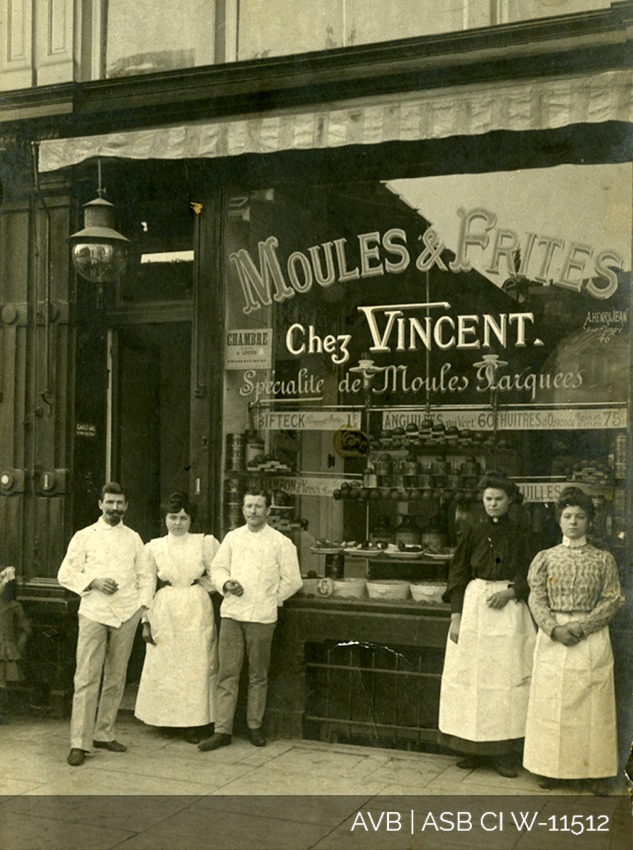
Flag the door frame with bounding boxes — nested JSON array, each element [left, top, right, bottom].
[[105, 304, 193, 484]]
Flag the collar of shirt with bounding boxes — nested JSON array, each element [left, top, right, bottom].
[[562, 535, 587, 548], [485, 514, 510, 526], [96, 517, 126, 531]]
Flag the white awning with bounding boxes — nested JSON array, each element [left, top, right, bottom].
[[38, 69, 633, 172]]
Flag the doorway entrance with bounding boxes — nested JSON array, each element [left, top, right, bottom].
[[108, 322, 192, 543]]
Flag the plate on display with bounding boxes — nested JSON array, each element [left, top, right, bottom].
[[344, 548, 382, 558], [310, 547, 344, 555], [422, 549, 455, 561], [385, 550, 425, 560]]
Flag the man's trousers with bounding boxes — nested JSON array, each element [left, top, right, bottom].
[[214, 618, 276, 735], [70, 610, 141, 750]]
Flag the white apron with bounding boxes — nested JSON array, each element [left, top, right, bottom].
[[135, 583, 217, 726], [523, 614, 617, 779], [439, 579, 536, 742], [135, 535, 218, 727]]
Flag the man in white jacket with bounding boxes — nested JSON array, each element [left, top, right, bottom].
[[199, 488, 301, 750], [57, 482, 151, 766]]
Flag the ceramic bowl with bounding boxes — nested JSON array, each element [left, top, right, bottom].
[[409, 581, 446, 604], [299, 578, 320, 596], [366, 580, 410, 600], [332, 578, 367, 599]]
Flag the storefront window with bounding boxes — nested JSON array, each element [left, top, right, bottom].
[[103, 1, 613, 78], [236, 0, 466, 58], [502, 0, 613, 24], [0, 1, 614, 91], [235, 0, 613, 60], [106, 0, 215, 77], [220, 165, 630, 584]]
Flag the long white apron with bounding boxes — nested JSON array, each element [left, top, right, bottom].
[[439, 579, 536, 742], [523, 614, 617, 779], [135, 584, 217, 727]]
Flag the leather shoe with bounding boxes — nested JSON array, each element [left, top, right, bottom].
[[93, 739, 127, 753], [67, 748, 85, 767], [183, 727, 203, 744], [493, 759, 517, 778], [198, 733, 232, 752], [248, 728, 266, 747], [590, 780, 609, 796], [456, 756, 479, 770]]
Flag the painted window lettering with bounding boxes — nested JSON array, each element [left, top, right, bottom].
[[449, 207, 623, 298], [357, 303, 538, 352], [229, 215, 622, 316], [286, 324, 352, 365]]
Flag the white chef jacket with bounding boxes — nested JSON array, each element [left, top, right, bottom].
[[57, 518, 151, 628], [211, 524, 301, 624]]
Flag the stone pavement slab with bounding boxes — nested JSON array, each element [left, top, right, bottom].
[[0, 715, 630, 850]]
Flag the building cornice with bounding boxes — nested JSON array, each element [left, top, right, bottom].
[[1, 1, 632, 138]]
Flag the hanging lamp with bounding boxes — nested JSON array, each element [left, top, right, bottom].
[[68, 160, 130, 283]]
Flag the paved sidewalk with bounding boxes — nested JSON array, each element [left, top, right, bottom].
[[0, 713, 609, 798], [0, 715, 630, 849]]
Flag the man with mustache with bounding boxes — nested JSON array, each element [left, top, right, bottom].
[[57, 482, 151, 766], [198, 488, 301, 752]]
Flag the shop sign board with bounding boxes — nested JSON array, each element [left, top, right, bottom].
[[274, 475, 611, 501], [517, 480, 612, 503], [257, 410, 362, 431], [270, 475, 610, 500], [225, 327, 273, 369], [273, 476, 348, 497], [76, 422, 97, 438], [382, 405, 628, 431]]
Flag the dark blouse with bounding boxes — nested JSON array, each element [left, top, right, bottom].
[[443, 514, 535, 614]]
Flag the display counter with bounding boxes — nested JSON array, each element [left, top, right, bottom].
[[265, 594, 450, 749]]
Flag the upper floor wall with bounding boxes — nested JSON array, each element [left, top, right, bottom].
[[0, 0, 616, 91]]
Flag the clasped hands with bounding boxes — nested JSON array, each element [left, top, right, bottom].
[[551, 622, 584, 646], [449, 588, 516, 644]]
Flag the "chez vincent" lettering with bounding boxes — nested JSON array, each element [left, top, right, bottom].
[[284, 303, 539, 366]]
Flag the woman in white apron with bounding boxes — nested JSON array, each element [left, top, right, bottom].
[[135, 492, 220, 743], [438, 472, 537, 778], [523, 487, 623, 794]]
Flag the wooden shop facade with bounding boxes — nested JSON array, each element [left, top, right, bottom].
[[0, 2, 631, 764]]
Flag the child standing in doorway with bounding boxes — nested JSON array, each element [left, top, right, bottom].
[[0, 567, 31, 722]]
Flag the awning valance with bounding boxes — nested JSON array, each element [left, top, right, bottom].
[[38, 69, 633, 172]]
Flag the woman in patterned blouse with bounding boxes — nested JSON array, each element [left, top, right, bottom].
[[523, 487, 624, 794]]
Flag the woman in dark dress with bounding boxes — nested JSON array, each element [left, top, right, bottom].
[[438, 471, 536, 777]]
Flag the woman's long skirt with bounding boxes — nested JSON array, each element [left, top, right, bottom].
[[135, 584, 217, 727], [523, 613, 617, 779], [439, 579, 536, 754]]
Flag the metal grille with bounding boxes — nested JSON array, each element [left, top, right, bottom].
[[304, 640, 442, 749]]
